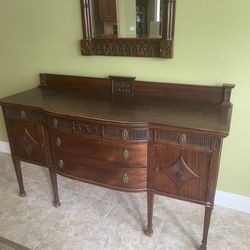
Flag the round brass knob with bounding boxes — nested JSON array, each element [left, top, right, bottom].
[[20, 110, 26, 119], [122, 149, 129, 160], [121, 129, 128, 140], [122, 173, 129, 183], [53, 118, 59, 128], [179, 134, 187, 144], [58, 159, 64, 169], [56, 137, 61, 147]]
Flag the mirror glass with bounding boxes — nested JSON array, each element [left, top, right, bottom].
[[92, 0, 164, 38]]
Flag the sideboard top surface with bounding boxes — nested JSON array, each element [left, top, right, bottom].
[[0, 83, 233, 137]]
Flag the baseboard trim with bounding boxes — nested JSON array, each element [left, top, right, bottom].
[[0, 140, 249, 213], [0, 141, 10, 154], [215, 190, 250, 213]]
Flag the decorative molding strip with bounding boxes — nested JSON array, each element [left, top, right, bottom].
[[215, 190, 250, 214], [157, 130, 212, 149], [0, 141, 249, 213], [0, 141, 11, 154], [80, 39, 173, 58]]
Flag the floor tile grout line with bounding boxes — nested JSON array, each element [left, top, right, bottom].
[[152, 218, 167, 250]]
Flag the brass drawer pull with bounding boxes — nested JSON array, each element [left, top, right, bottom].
[[122, 173, 129, 183], [122, 149, 129, 160], [179, 134, 187, 144], [53, 118, 59, 128], [122, 129, 128, 140], [20, 110, 26, 119], [58, 159, 64, 169], [56, 137, 61, 146]]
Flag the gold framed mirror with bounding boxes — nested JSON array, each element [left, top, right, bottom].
[[80, 0, 176, 58]]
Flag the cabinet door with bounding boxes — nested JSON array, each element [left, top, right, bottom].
[[108, 0, 117, 21], [8, 119, 47, 165], [98, 0, 116, 22], [98, 0, 110, 21], [149, 143, 211, 203]]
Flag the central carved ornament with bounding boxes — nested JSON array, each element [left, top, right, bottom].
[[162, 155, 200, 189]]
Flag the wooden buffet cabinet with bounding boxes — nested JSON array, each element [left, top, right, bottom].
[[0, 74, 234, 249]]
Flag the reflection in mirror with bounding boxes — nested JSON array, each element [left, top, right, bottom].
[[80, 0, 176, 58], [92, 0, 164, 38]]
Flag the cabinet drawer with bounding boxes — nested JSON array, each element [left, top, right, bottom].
[[53, 151, 147, 191], [5, 107, 41, 122], [8, 119, 47, 165], [49, 130, 147, 167], [149, 143, 211, 202]]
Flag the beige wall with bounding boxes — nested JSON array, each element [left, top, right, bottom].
[[0, 0, 249, 196]]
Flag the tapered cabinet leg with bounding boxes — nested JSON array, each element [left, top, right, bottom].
[[13, 158, 26, 197], [49, 168, 61, 208], [200, 206, 213, 250], [145, 191, 154, 237]]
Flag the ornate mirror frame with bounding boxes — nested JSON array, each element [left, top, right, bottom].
[[80, 0, 176, 58]]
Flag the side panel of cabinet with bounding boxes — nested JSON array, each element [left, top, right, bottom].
[[7, 119, 47, 165], [149, 143, 212, 202]]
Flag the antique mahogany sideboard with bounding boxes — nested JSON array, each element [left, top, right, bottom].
[[0, 74, 234, 249]]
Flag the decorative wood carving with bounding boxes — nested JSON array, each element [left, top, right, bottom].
[[103, 126, 149, 141], [81, 38, 173, 58], [73, 122, 101, 137], [39, 74, 48, 88], [158, 130, 212, 148], [16, 128, 40, 156], [221, 84, 235, 106], [161, 155, 200, 189], [110, 76, 135, 96]]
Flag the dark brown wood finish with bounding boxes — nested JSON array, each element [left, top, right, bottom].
[[80, 0, 176, 58], [0, 74, 234, 249]]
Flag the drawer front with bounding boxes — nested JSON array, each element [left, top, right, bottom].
[[103, 126, 149, 141], [47, 115, 149, 142], [149, 143, 211, 202], [52, 151, 147, 191], [5, 107, 41, 122], [49, 130, 147, 167], [8, 119, 47, 164]]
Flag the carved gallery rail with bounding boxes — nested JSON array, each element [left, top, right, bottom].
[[0, 74, 234, 250]]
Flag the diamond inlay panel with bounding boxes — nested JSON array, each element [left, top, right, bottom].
[[162, 155, 200, 188]]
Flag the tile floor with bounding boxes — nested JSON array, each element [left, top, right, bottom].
[[0, 152, 249, 250]]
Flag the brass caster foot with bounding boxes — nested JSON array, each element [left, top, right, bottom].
[[19, 191, 26, 197], [145, 228, 153, 237], [53, 200, 61, 208]]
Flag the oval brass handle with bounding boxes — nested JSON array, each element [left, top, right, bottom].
[[53, 118, 59, 128], [20, 110, 26, 119], [122, 173, 129, 183], [122, 149, 129, 160], [121, 129, 129, 140], [179, 134, 186, 144], [58, 159, 64, 169], [56, 137, 61, 146]]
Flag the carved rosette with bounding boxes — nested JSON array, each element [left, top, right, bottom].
[[162, 155, 200, 189], [16, 128, 40, 156]]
